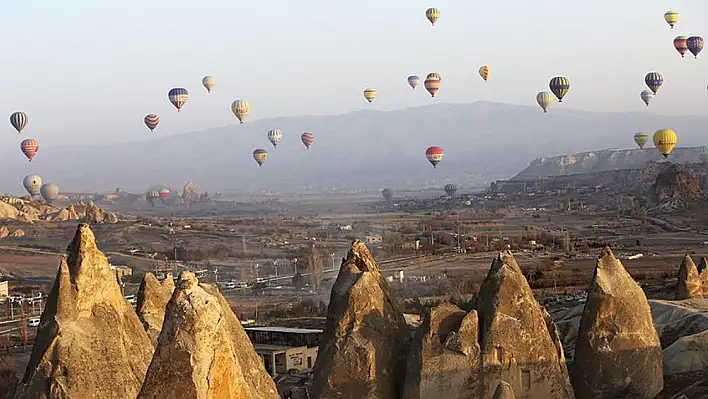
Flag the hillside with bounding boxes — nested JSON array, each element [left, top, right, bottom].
[[3, 102, 708, 194], [513, 147, 706, 180]]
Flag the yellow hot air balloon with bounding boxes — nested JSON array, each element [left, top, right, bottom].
[[653, 128, 677, 158], [536, 91, 554, 113], [231, 100, 250, 124], [363, 88, 377, 103], [478, 65, 490, 82], [633, 132, 649, 149], [664, 10, 679, 29], [425, 8, 440, 26]]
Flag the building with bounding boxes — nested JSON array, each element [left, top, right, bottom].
[[109, 265, 132, 280], [0, 281, 8, 298], [365, 235, 383, 245], [244, 326, 322, 377]]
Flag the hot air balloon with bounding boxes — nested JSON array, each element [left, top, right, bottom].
[[168, 88, 188, 111], [382, 188, 393, 203], [23, 174, 42, 197], [665, 10, 679, 29], [645, 72, 664, 94], [444, 183, 458, 196], [267, 128, 282, 148], [653, 128, 677, 159], [536, 92, 554, 113], [407, 75, 420, 90], [202, 75, 216, 93], [478, 65, 490, 82], [10, 112, 28, 134], [425, 8, 440, 26], [363, 88, 377, 103], [634, 132, 649, 149], [674, 36, 688, 57], [549, 77, 570, 102], [146, 190, 159, 207], [231, 100, 250, 124], [698, 146, 708, 162], [40, 183, 59, 204], [425, 146, 444, 168], [20, 139, 38, 162], [158, 187, 170, 204], [301, 132, 314, 149], [144, 114, 160, 132], [687, 36, 704, 58], [640, 90, 654, 107], [424, 73, 441, 97], [253, 149, 268, 167]]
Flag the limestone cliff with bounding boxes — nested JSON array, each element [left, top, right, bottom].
[[677, 255, 703, 299], [136, 272, 175, 346]]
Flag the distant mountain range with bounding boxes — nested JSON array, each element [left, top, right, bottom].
[[2, 101, 707, 195]]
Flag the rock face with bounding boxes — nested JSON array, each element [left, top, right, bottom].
[[476, 250, 574, 399], [14, 223, 154, 399], [654, 164, 703, 205], [492, 381, 516, 399], [311, 240, 410, 399], [677, 255, 703, 299], [571, 247, 663, 399], [137, 272, 278, 399], [402, 303, 480, 398], [136, 272, 175, 346]]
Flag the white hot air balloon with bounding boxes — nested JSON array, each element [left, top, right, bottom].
[[267, 128, 282, 148]]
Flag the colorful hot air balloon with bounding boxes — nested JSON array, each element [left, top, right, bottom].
[[22, 174, 42, 197], [674, 36, 688, 57], [202, 75, 216, 93], [267, 128, 282, 148], [158, 188, 170, 204], [20, 139, 38, 162], [640, 90, 654, 107], [645, 72, 664, 95], [665, 10, 679, 29], [146, 190, 159, 207], [10, 112, 28, 134], [168, 88, 188, 111], [407, 75, 420, 90], [536, 91, 554, 113], [253, 149, 268, 167], [478, 65, 490, 82], [425, 8, 440, 26], [653, 128, 677, 159], [231, 100, 250, 124], [40, 183, 59, 204], [687, 36, 704, 58], [698, 146, 708, 162], [144, 114, 160, 132], [382, 188, 393, 203], [363, 88, 377, 103], [301, 132, 314, 149], [425, 146, 444, 168], [424, 73, 441, 97], [549, 77, 570, 102], [444, 183, 458, 196], [634, 132, 649, 149]]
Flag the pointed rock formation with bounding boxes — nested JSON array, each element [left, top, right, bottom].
[[698, 257, 708, 275], [476, 250, 574, 399], [14, 223, 154, 399], [403, 303, 480, 398], [677, 255, 703, 299], [137, 272, 278, 399], [572, 247, 663, 399], [311, 240, 410, 399], [492, 381, 516, 399], [136, 272, 175, 346]]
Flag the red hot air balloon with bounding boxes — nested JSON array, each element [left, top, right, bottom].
[[158, 187, 170, 199], [301, 132, 315, 149], [20, 139, 39, 162], [425, 146, 444, 168]]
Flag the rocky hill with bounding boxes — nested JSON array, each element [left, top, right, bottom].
[[514, 147, 706, 180]]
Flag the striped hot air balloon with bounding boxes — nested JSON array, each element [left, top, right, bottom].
[[478, 65, 490, 82], [267, 128, 282, 148], [425, 146, 444, 168], [645, 72, 664, 94], [407, 75, 420, 90], [202, 75, 216, 93], [687, 36, 704, 58], [363, 88, 377, 103], [674, 36, 688, 57], [146, 190, 160, 207], [144, 114, 160, 132], [231, 100, 250, 124], [253, 148, 268, 167], [664, 10, 679, 29], [425, 8, 440, 26], [634, 132, 649, 149], [168, 88, 189, 111], [424, 73, 441, 97], [20, 139, 38, 162], [536, 91, 554, 113], [444, 183, 458, 196], [301, 132, 315, 149], [10, 111, 28, 134], [549, 76, 570, 102]]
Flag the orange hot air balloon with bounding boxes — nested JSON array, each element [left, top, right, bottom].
[[674, 36, 688, 57], [20, 139, 38, 162], [425, 146, 444, 168], [301, 132, 315, 149], [424, 73, 441, 97]]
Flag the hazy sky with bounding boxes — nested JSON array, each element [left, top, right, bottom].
[[0, 0, 706, 147]]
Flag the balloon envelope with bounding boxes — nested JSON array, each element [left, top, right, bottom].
[[10, 112, 28, 134], [444, 183, 458, 196], [664, 10, 679, 28], [168, 88, 188, 111], [425, 146, 444, 168], [253, 149, 268, 166], [478, 66, 490, 82], [144, 114, 160, 132], [640, 90, 654, 106], [536, 92, 554, 113], [301, 132, 315, 149], [425, 8, 440, 26], [23, 174, 42, 197], [40, 183, 59, 204], [363, 89, 377, 103], [424, 73, 441, 97], [634, 132, 649, 149], [267, 128, 282, 148], [549, 77, 570, 102], [645, 72, 664, 94], [674, 36, 688, 57], [382, 188, 393, 202], [231, 100, 250, 124], [202, 75, 216, 92], [20, 139, 38, 162], [687, 36, 704, 58], [653, 129, 677, 158], [407, 75, 420, 90]]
